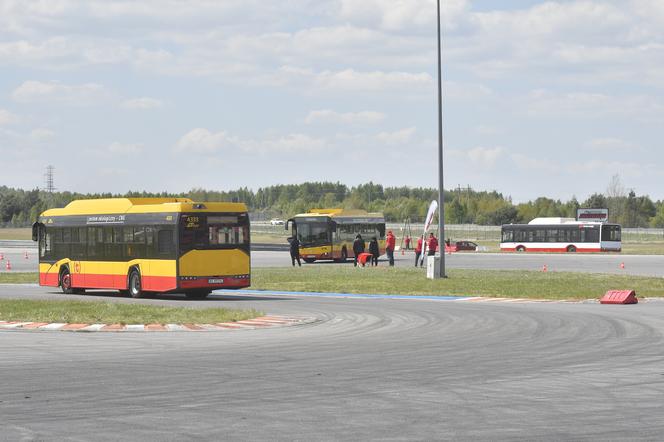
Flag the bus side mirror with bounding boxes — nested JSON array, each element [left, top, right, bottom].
[[285, 219, 293, 231], [32, 222, 42, 242]]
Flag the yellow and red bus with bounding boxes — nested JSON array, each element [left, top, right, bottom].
[[286, 209, 385, 263], [31, 198, 250, 298]]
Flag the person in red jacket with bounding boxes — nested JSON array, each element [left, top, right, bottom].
[[385, 230, 396, 266], [427, 233, 438, 257], [414, 236, 424, 267]]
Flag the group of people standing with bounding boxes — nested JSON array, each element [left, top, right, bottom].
[[352, 234, 381, 266], [353, 230, 396, 267], [289, 231, 438, 268], [414, 233, 438, 267]]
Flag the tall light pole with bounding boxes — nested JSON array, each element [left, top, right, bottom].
[[436, 0, 447, 278]]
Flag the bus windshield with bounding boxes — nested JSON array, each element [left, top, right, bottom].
[[295, 221, 330, 246], [180, 213, 249, 252]]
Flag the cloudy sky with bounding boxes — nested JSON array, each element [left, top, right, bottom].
[[1, 0, 663, 202]]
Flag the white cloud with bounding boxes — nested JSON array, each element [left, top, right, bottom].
[[11, 80, 110, 105], [585, 137, 638, 151], [466, 146, 503, 168], [0, 109, 19, 125], [339, 0, 468, 31], [175, 128, 235, 153], [525, 89, 664, 120], [108, 142, 144, 154], [121, 97, 164, 109], [376, 127, 416, 145], [175, 128, 328, 156], [30, 128, 55, 142], [259, 133, 327, 153], [510, 153, 558, 173], [305, 109, 385, 125]]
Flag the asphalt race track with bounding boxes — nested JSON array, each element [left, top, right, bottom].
[[1, 285, 664, 440], [2, 241, 664, 276]]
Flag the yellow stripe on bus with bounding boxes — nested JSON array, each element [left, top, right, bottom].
[[40, 259, 177, 278]]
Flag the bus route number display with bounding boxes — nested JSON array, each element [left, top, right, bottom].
[[184, 216, 202, 229]]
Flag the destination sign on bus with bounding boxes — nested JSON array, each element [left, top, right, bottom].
[[86, 215, 126, 225], [576, 208, 609, 223]]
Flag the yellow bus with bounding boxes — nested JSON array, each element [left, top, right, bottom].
[[31, 198, 250, 299], [286, 209, 385, 263]]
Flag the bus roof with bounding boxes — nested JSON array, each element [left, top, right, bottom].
[[40, 198, 248, 217], [525, 217, 618, 226], [294, 208, 384, 219]]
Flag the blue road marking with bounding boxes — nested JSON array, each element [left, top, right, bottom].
[[215, 289, 469, 301]]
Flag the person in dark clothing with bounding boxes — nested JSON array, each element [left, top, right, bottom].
[[369, 236, 380, 266], [289, 236, 301, 267], [415, 236, 423, 267], [352, 234, 365, 267]]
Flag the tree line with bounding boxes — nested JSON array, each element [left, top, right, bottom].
[[2, 177, 663, 228]]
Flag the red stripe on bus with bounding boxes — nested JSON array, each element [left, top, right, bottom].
[[179, 278, 250, 290], [500, 247, 601, 253], [40, 273, 177, 292], [40, 273, 60, 287]]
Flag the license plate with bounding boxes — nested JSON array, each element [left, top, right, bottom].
[[307, 255, 316, 258], [208, 278, 224, 284]]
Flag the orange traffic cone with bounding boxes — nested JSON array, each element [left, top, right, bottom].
[[542, 264, 547, 272], [5, 260, 11, 271]]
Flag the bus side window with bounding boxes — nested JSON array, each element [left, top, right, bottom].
[[158, 229, 174, 254], [41, 230, 53, 259], [88, 227, 97, 257]]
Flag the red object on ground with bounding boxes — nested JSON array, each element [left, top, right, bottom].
[[358, 252, 372, 266], [600, 290, 638, 304], [5, 260, 11, 271]]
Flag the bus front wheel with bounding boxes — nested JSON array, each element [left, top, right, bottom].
[[60, 268, 74, 294], [567, 245, 577, 253], [128, 269, 144, 298], [516, 246, 526, 252]]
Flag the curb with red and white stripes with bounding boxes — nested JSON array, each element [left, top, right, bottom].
[[0, 315, 317, 332]]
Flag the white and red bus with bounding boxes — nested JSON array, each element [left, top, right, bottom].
[[500, 217, 621, 253]]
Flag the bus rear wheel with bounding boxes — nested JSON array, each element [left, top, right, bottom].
[[567, 245, 577, 253], [128, 269, 144, 298], [516, 246, 526, 252]]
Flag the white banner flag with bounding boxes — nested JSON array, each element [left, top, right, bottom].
[[423, 200, 438, 233]]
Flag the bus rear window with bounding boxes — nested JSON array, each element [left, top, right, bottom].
[[180, 213, 249, 251]]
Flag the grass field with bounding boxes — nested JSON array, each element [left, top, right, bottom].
[[0, 228, 32, 240], [2, 268, 663, 301], [251, 267, 664, 301], [0, 299, 262, 324]]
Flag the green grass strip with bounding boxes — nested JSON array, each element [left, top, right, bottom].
[[251, 267, 664, 301], [0, 273, 36, 284], [0, 299, 262, 324]]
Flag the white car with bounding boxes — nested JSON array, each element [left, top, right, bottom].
[[270, 218, 285, 226]]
